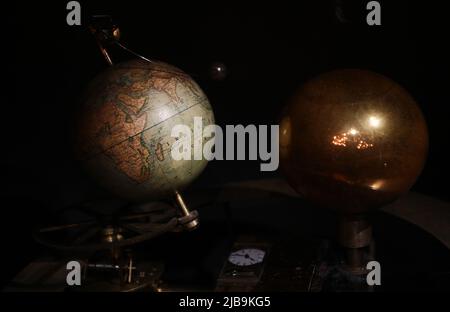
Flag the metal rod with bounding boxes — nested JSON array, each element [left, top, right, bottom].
[[96, 40, 113, 66], [174, 191, 190, 217], [127, 257, 133, 283], [174, 191, 199, 230], [114, 41, 153, 63]]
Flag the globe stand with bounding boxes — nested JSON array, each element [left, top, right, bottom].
[[33, 195, 200, 291], [316, 214, 376, 291], [89, 15, 153, 66], [337, 214, 374, 276]]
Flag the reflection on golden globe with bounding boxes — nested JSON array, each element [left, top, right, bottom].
[[280, 69, 428, 214], [76, 59, 214, 201]]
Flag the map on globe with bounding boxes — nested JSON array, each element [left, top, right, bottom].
[[77, 59, 215, 200]]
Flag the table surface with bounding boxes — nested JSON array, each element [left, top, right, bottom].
[[213, 178, 450, 249]]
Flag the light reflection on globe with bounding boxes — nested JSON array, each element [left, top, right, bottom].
[[280, 69, 428, 214]]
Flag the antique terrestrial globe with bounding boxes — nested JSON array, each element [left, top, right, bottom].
[[76, 59, 215, 201]]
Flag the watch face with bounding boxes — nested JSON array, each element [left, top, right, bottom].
[[228, 248, 266, 266]]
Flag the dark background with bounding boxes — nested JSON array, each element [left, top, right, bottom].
[[2, 0, 450, 287]]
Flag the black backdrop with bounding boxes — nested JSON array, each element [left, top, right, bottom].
[[2, 0, 450, 286]]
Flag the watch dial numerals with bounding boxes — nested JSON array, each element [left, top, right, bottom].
[[228, 248, 266, 266]]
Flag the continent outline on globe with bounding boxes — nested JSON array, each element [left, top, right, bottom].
[[76, 59, 215, 201]]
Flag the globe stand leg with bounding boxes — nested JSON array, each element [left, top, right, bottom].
[[89, 15, 120, 66], [174, 191, 199, 231], [337, 214, 372, 275]]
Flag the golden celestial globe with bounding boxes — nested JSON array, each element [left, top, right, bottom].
[[280, 69, 428, 214]]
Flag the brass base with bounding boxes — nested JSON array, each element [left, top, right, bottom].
[[174, 191, 200, 231], [337, 214, 374, 274]]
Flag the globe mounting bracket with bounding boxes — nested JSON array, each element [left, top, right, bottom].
[[89, 15, 153, 66]]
